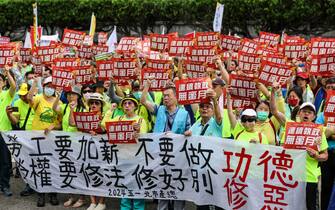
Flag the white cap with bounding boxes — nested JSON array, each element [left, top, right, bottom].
[[43, 76, 53, 85], [299, 102, 316, 112], [241, 109, 257, 117], [87, 93, 105, 105]]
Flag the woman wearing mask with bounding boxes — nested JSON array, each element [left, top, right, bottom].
[[27, 76, 60, 207], [285, 86, 304, 119]]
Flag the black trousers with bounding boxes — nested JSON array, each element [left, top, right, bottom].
[[0, 133, 11, 189], [307, 182, 319, 210], [321, 150, 335, 210]]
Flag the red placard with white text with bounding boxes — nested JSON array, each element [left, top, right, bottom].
[[96, 60, 114, 80], [310, 37, 335, 55], [258, 60, 292, 86], [73, 66, 93, 84], [240, 39, 259, 54], [62, 29, 85, 47], [176, 78, 208, 105], [112, 58, 137, 80], [223, 90, 255, 109], [148, 51, 170, 60], [184, 60, 206, 78], [282, 34, 305, 43], [0, 45, 15, 67], [116, 37, 140, 54], [307, 53, 335, 77], [78, 45, 93, 59], [98, 32, 108, 45], [141, 68, 169, 91], [237, 51, 261, 74], [73, 112, 102, 132], [33, 45, 60, 64], [150, 34, 172, 52], [264, 53, 286, 65], [229, 74, 257, 101], [0, 37, 10, 45], [106, 121, 136, 144], [256, 44, 278, 56], [258, 31, 280, 47], [92, 44, 108, 55], [195, 32, 220, 47], [325, 117, 335, 129], [284, 122, 322, 151], [324, 90, 335, 117], [283, 42, 308, 60], [135, 38, 150, 56], [19, 48, 31, 63], [54, 58, 79, 68], [52, 68, 74, 88], [146, 58, 172, 70], [188, 46, 217, 65], [168, 37, 193, 56], [221, 35, 242, 52]]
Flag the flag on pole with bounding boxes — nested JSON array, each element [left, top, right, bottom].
[[213, 2, 224, 32], [107, 26, 117, 53], [89, 13, 96, 37], [32, 3, 39, 48], [24, 31, 32, 48]]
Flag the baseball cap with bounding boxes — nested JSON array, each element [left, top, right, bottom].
[[241, 109, 257, 117], [299, 102, 316, 113]]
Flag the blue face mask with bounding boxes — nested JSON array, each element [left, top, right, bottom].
[[257, 111, 269, 121]]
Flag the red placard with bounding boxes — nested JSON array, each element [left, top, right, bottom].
[[135, 38, 150, 57], [33, 45, 60, 64], [98, 32, 108, 45], [168, 37, 193, 56], [141, 68, 169, 91], [146, 58, 172, 70], [256, 44, 278, 56], [324, 90, 335, 117], [283, 34, 306, 43], [0, 45, 15, 67], [19, 48, 32, 63], [62, 29, 85, 47], [223, 90, 254, 109], [221, 35, 242, 52], [73, 65, 93, 84], [284, 122, 322, 151], [112, 58, 137, 80], [78, 45, 93, 59], [51, 67, 74, 88], [229, 74, 257, 101], [92, 44, 108, 55], [116, 37, 140, 54], [184, 60, 206, 79], [195, 32, 220, 47], [150, 34, 173, 52], [240, 39, 258, 54], [258, 31, 280, 47], [237, 51, 261, 74], [283, 42, 308, 59], [53, 58, 79, 68], [258, 60, 292, 86], [307, 53, 335, 77], [176, 77, 208, 105], [96, 60, 113, 80], [0, 37, 10, 45], [310, 37, 335, 55], [325, 116, 335, 129], [188, 46, 217, 65], [73, 112, 102, 132], [264, 53, 286, 65], [148, 51, 170, 60], [106, 121, 136, 144]]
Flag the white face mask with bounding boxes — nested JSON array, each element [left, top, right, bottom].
[[44, 87, 55, 97], [27, 79, 34, 86]]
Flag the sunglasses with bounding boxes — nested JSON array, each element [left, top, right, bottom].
[[83, 90, 93, 94], [89, 100, 101, 106], [241, 118, 256, 123]]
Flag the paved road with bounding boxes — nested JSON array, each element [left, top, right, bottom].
[[0, 175, 197, 210]]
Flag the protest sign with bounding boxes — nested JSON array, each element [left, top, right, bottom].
[[0, 45, 15, 67], [51, 67, 74, 88], [237, 51, 261, 74], [221, 35, 242, 52], [258, 60, 293, 86], [73, 112, 102, 132], [62, 29, 85, 47], [176, 78, 208, 105], [106, 121, 136, 144], [150, 34, 172, 52], [307, 53, 335, 77], [258, 31, 280, 47], [33, 45, 60, 65], [229, 74, 258, 101], [184, 60, 206, 79], [19, 48, 31, 63], [310, 37, 335, 55], [146, 58, 172, 70], [112, 58, 137, 80], [78, 45, 93, 59], [324, 90, 335, 117], [96, 60, 114, 81], [240, 39, 258, 54], [53, 58, 79, 68], [0, 36, 10, 44], [73, 65, 93, 84], [141, 67, 169, 91], [283, 42, 308, 60], [168, 37, 193, 56], [116, 37, 140, 54], [98, 32, 108, 45], [195, 32, 220, 47]]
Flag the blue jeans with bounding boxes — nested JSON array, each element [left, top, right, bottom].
[[0, 133, 11, 189]]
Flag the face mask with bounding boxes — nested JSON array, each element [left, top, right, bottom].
[[27, 79, 34, 86], [44, 87, 55, 97], [257, 111, 269, 121], [287, 98, 299, 107]]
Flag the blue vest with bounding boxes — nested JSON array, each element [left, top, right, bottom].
[[153, 106, 188, 134]]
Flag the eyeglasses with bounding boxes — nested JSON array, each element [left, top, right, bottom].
[[241, 118, 256, 123], [89, 100, 101, 106]]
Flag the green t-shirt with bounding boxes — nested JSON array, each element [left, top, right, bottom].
[[0, 90, 14, 131], [60, 104, 79, 132], [281, 121, 328, 183], [232, 122, 269, 144], [13, 98, 35, 130]]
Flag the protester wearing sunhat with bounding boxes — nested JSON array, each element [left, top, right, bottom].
[[93, 80, 111, 113], [27, 76, 60, 207]]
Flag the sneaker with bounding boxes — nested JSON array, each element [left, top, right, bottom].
[[37, 193, 45, 207], [64, 198, 74, 207], [1, 187, 12, 197], [72, 199, 85, 208], [94, 203, 106, 210], [49, 193, 59, 206], [87, 203, 97, 210], [20, 185, 35, 196]]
